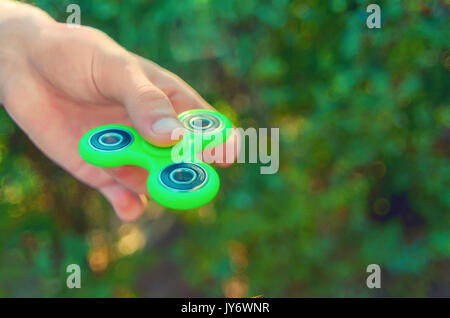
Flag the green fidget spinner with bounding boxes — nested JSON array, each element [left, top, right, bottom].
[[79, 109, 233, 210]]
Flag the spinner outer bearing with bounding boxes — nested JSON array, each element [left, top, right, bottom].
[[89, 128, 133, 152], [159, 162, 208, 192], [180, 112, 223, 134]]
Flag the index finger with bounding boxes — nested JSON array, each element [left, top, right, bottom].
[[135, 55, 215, 113]]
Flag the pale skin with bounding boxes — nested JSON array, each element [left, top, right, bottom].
[[0, 1, 238, 221]]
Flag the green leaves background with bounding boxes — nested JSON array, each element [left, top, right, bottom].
[[0, 0, 448, 297]]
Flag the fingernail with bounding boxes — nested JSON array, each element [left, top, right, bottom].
[[152, 117, 182, 135]]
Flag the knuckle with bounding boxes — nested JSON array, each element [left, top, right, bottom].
[[131, 84, 169, 106]]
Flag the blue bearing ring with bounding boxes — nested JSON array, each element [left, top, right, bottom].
[[159, 162, 207, 192], [180, 112, 223, 134], [89, 128, 133, 151]]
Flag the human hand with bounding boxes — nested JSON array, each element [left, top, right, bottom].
[[0, 1, 237, 221]]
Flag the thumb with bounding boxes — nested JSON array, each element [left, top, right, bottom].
[[93, 53, 183, 147]]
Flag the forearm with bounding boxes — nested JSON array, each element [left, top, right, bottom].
[[0, 0, 55, 102]]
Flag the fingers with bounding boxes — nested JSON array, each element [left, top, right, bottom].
[[103, 165, 149, 195], [135, 55, 214, 112], [99, 183, 147, 222], [94, 43, 239, 166], [92, 51, 183, 147], [121, 69, 184, 147], [71, 162, 146, 222], [137, 56, 241, 166]]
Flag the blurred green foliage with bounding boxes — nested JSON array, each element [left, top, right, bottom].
[[0, 0, 449, 297]]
